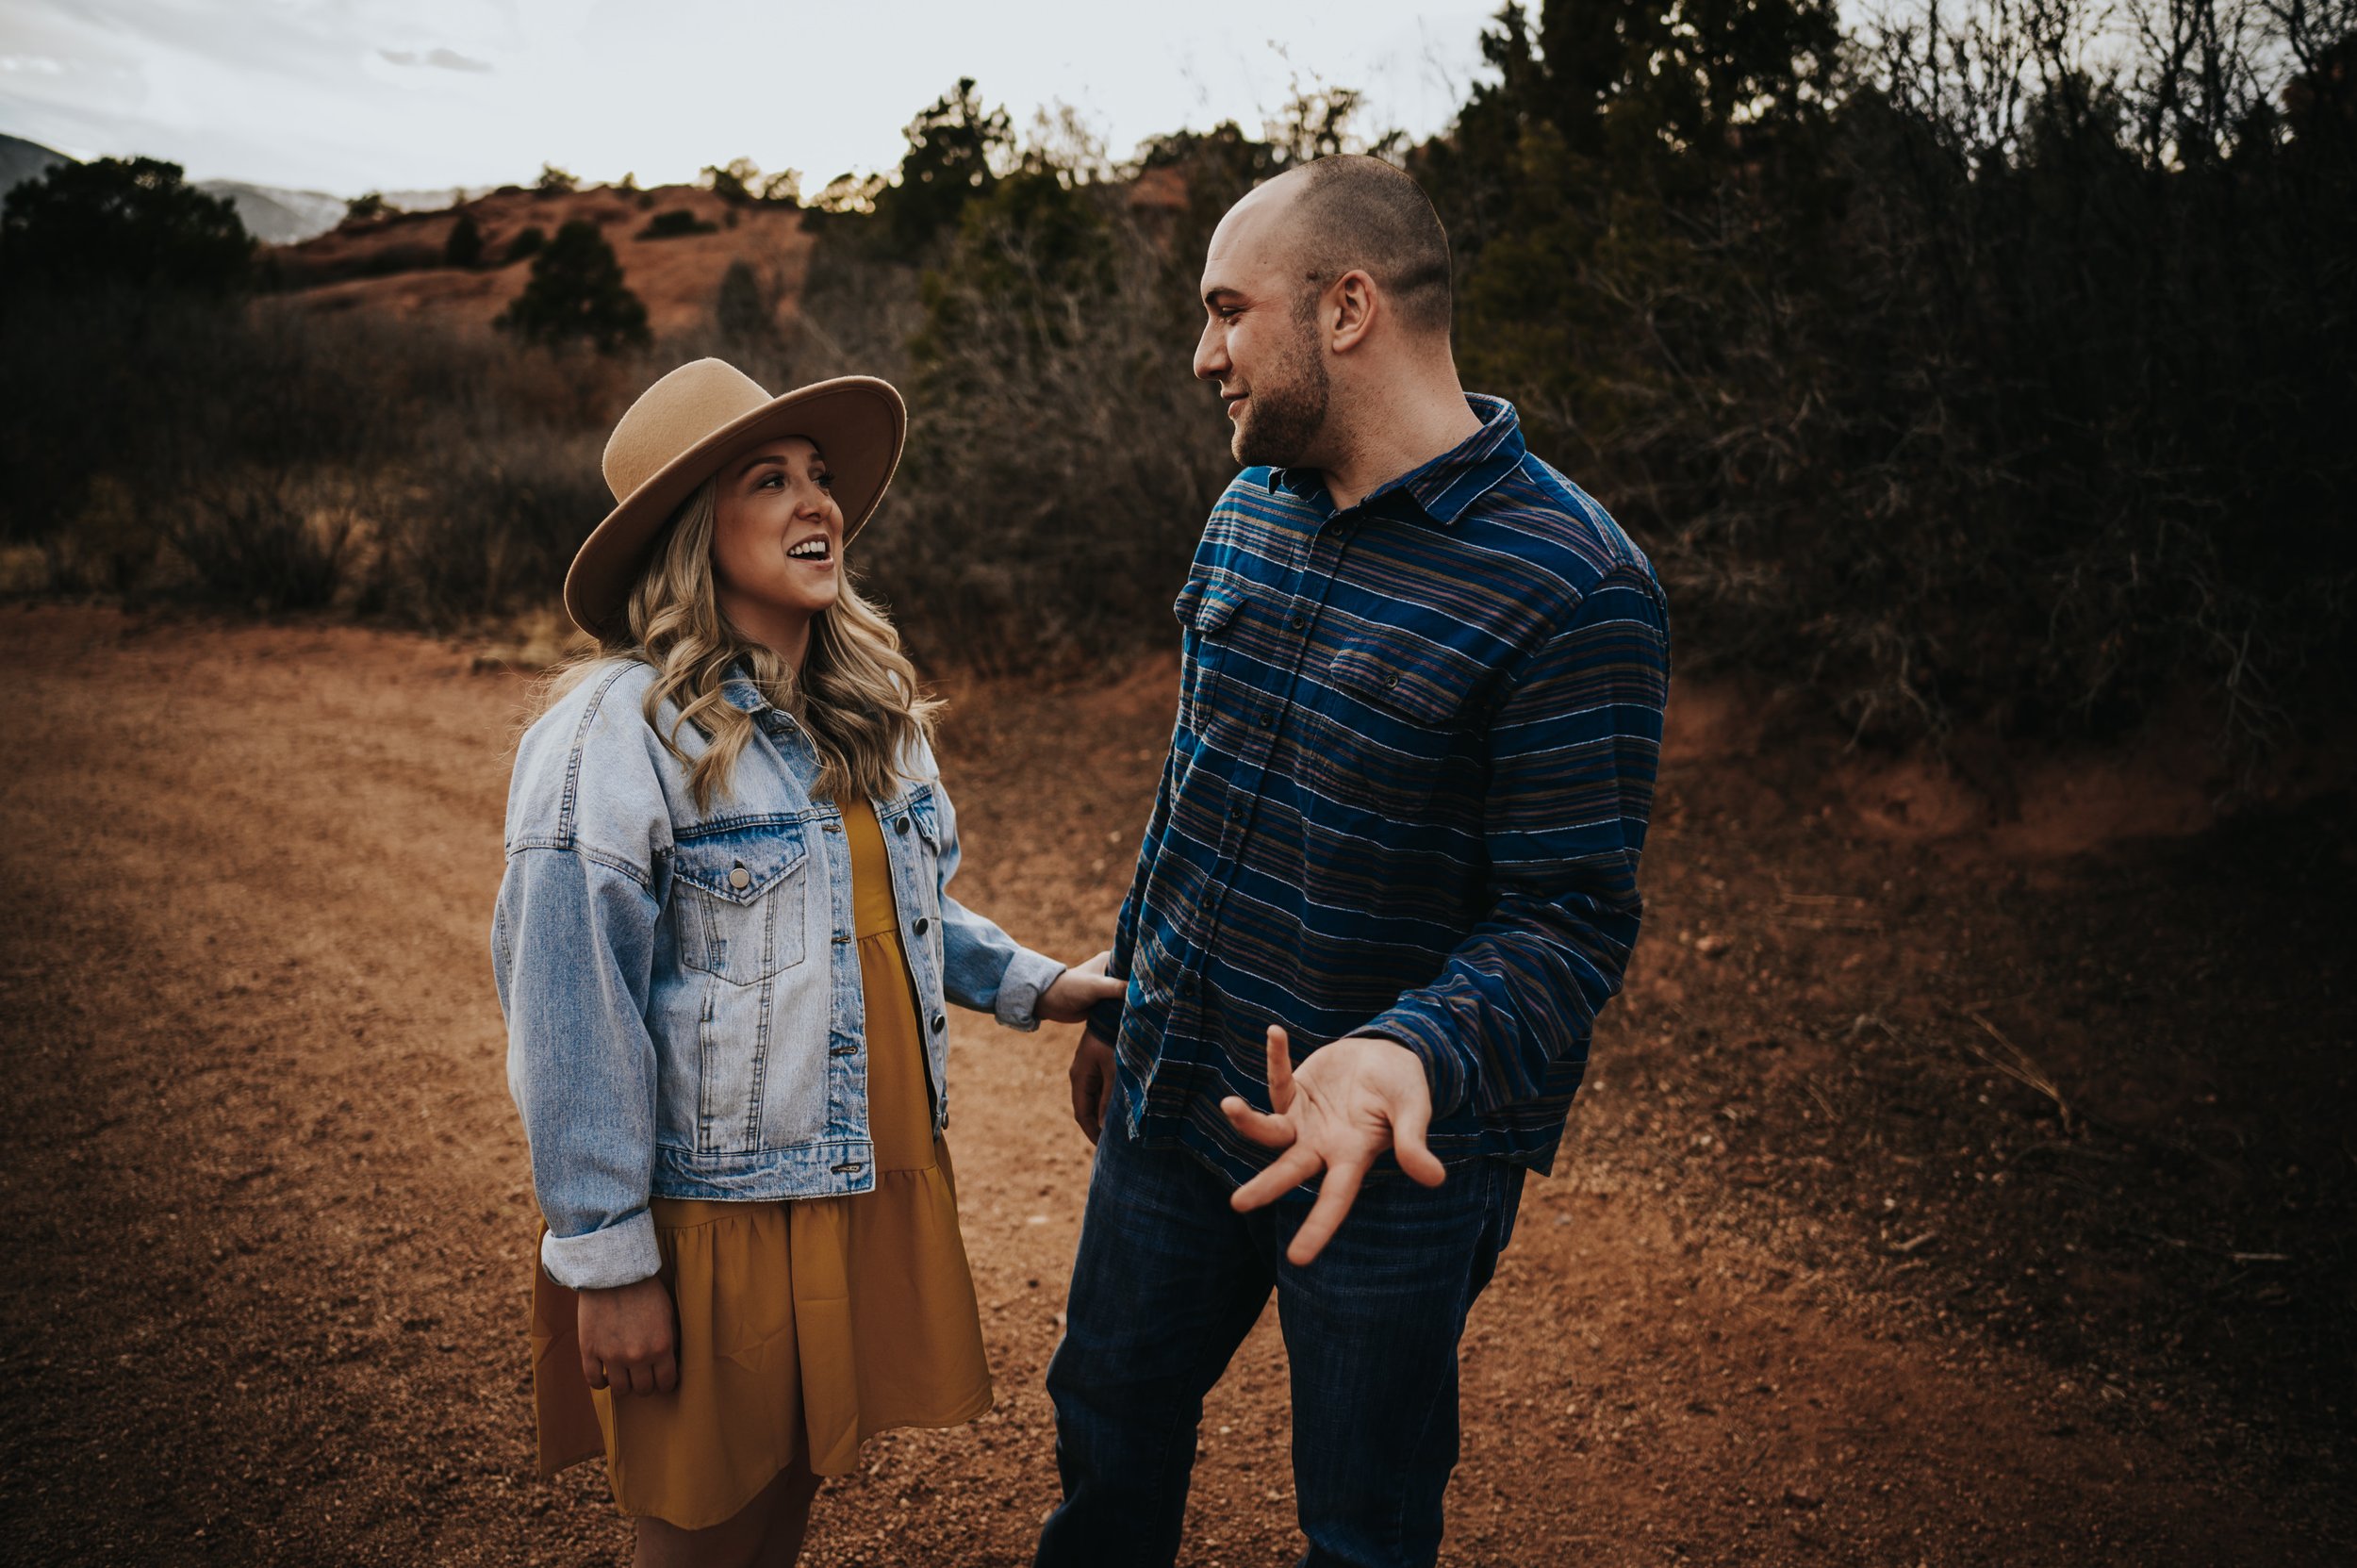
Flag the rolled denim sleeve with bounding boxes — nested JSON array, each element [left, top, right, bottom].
[[921, 744, 1066, 1031], [493, 845, 665, 1290], [1360, 567, 1670, 1118]]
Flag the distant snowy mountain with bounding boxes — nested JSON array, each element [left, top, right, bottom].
[[197, 180, 346, 244], [0, 134, 486, 244]]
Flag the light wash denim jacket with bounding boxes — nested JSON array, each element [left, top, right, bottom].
[[492, 658, 1065, 1290]]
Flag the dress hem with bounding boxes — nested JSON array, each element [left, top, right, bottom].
[[544, 1381, 997, 1528]]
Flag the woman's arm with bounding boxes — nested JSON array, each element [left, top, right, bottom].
[[494, 844, 666, 1289], [927, 761, 1069, 1027]]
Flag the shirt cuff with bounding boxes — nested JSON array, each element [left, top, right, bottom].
[[1084, 992, 1125, 1047], [1358, 1006, 1470, 1122], [539, 1209, 662, 1291], [994, 947, 1068, 1032]]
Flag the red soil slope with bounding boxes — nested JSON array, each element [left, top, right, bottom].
[[267, 185, 811, 340]]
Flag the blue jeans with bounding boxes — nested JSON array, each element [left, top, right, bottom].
[[1035, 1091, 1525, 1568]]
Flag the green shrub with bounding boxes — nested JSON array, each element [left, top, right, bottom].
[[637, 207, 717, 239], [504, 224, 545, 263]]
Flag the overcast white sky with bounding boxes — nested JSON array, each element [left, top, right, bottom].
[[0, 0, 1506, 196]]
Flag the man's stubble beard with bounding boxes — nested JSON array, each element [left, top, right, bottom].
[[1230, 314, 1331, 470]]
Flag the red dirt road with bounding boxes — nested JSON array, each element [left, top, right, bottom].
[[2, 604, 2349, 1565]]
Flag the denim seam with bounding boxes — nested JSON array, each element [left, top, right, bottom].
[[557, 661, 638, 847], [1384, 1164, 1497, 1564], [744, 940, 774, 1150], [571, 841, 656, 894]]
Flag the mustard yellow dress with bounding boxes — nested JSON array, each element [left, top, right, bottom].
[[529, 797, 994, 1528]]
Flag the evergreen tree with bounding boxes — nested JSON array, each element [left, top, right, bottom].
[[444, 210, 485, 268], [494, 220, 650, 354], [714, 259, 775, 346], [877, 78, 1013, 256], [0, 156, 252, 296]]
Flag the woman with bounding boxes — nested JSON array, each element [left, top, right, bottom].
[[492, 359, 1119, 1565]]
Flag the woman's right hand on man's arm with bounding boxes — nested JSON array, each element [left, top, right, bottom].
[[577, 1276, 679, 1395]]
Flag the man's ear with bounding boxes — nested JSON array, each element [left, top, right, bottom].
[[1327, 270, 1379, 355]]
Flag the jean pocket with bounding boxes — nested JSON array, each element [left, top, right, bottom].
[[671, 822, 812, 985]]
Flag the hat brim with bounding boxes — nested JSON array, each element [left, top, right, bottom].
[[562, 374, 907, 640]]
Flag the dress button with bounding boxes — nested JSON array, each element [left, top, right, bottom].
[[728, 865, 750, 890], [913, 916, 931, 935], [1228, 803, 1244, 820], [1290, 613, 1308, 631], [896, 817, 912, 834], [931, 1014, 947, 1033], [1258, 710, 1274, 728]]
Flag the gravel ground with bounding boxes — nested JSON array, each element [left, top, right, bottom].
[[1, 602, 2348, 1566]]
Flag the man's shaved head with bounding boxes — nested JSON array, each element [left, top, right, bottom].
[[1265, 155, 1455, 338]]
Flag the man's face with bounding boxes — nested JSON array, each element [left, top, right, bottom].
[[1194, 190, 1330, 470]]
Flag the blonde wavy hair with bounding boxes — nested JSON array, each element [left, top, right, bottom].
[[548, 475, 941, 810]]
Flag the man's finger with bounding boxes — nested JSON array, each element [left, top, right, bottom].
[[1285, 1157, 1369, 1266], [1231, 1142, 1324, 1212], [1265, 1025, 1294, 1114], [1390, 1092, 1447, 1188], [582, 1352, 608, 1391], [1083, 1057, 1109, 1146], [1219, 1094, 1294, 1150], [653, 1349, 679, 1395]]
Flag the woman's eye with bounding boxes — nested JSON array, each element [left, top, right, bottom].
[[816, 472, 834, 488]]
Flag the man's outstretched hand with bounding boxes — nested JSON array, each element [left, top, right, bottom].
[[1221, 1026, 1444, 1266]]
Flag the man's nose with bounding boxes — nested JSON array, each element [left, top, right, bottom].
[[1193, 322, 1226, 383]]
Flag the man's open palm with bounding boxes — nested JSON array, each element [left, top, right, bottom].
[[1221, 1026, 1445, 1265]]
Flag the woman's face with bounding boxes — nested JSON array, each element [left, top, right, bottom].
[[710, 437, 843, 637]]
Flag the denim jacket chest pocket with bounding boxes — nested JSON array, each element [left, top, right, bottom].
[[669, 820, 813, 986]]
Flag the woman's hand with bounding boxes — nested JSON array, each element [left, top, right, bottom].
[[577, 1275, 679, 1395], [1036, 949, 1125, 1025]]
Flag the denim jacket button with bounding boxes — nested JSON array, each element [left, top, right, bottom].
[[728, 864, 750, 890], [913, 916, 931, 935], [896, 817, 912, 835], [931, 1014, 947, 1032]]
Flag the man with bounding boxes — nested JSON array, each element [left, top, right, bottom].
[[1037, 156, 1671, 1568]]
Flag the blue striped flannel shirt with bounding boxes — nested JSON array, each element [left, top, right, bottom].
[[1087, 394, 1671, 1184]]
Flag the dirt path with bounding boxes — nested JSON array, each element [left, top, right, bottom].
[[2, 604, 2347, 1566]]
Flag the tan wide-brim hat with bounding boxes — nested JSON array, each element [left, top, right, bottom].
[[563, 358, 907, 639]]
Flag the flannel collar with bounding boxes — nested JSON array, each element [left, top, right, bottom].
[[1268, 393, 1525, 526]]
